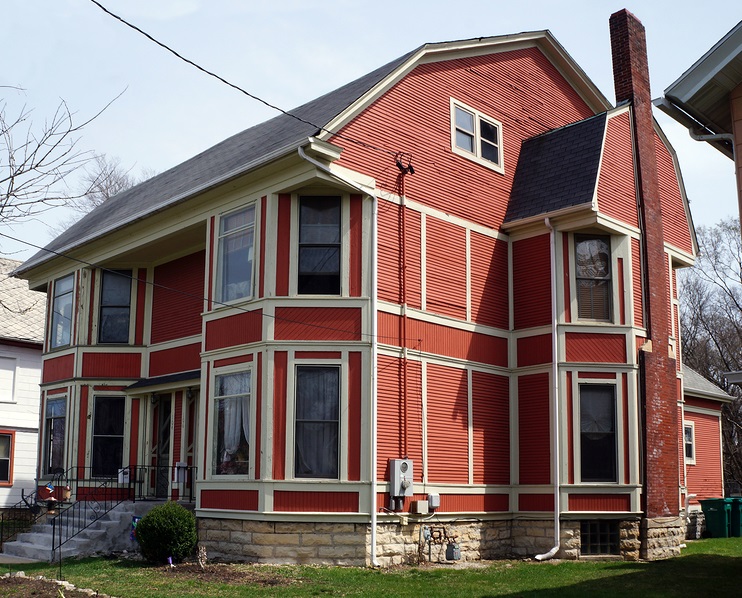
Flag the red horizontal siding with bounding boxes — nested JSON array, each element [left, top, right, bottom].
[[332, 47, 594, 231], [655, 132, 693, 253], [518, 373, 550, 485], [426, 363, 469, 484], [348, 352, 362, 482], [472, 371, 510, 484], [200, 489, 258, 510], [274, 307, 361, 341], [376, 355, 423, 482], [149, 343, 201, 377], [350, 194, 363, 297], [565, 332, 626, 363], [577, 372, 617, 379], [294, 351, 342, 360], [519, 494, 554, 511], [568, 494, 631, 511], [151, 251, 205, 344], [275, 194, 291, 296], [597, 110, 638, 227], [513, 235, 551, 330], [135, 269, 147, 345], [272, 352, 287, 480], [213, 354, 253, 368], [377, 201, 422, 309], [685, 411, 723, 501], [632, 238, 644, 328], [81, 352, 141, 378], [274, 491, 359, 512], [377, 312, 508, 367], [440, 494, 510, 512], [517, 334, 552, 367], [42, 354, 75, 383], [684, 397, 725, 412], [426, 216, 467, 320], [470, 231, 509, 329], [204, 309, 262, 351]]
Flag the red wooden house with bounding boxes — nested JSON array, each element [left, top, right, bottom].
[[17, 10, 716, 563]]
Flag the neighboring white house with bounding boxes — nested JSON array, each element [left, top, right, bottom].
[[0, 258, 45, 508]]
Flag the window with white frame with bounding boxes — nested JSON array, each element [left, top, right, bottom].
[[0, 432, 13, 484], [0, 357, 15, 402], [295, 366, 339, 479], [580, 384, 617, 483], [91, 396, 125, 477], [451, 99, 504, 172], [684, 422, 696, 465], [217, 205, 256, 303], [43, 397, 66, 475], [298, 196, 341, 295], [50, 274, 74, 349], [213, 370, 251, 475], [98, 269, 132, 344], [575, 235, 612, 321]]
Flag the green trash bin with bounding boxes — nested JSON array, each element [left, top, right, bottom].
[[700, 498, 731, 538], [729, 498, 742, 538]]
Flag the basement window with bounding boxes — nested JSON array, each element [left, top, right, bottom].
[[581, 520, 619, 555]]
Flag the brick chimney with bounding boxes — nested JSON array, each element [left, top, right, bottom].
[[609, 10, 679, 519]]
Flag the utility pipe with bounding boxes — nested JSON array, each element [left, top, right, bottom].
[[535, 217, 561, 561], [297, 144, 381, 566]]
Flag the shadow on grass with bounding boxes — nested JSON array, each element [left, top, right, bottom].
[[492, 554, 742, 597]]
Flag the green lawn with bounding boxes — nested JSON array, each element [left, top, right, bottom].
[[7, 537, 742, 597]]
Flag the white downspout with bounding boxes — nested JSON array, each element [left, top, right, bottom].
[[535, 217, 561, 561], [297, 144, 381, 566]]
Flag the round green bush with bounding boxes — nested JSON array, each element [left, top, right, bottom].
[[136, 501, 197, 564]]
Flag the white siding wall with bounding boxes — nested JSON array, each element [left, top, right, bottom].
[[0, 344, 42, 507]]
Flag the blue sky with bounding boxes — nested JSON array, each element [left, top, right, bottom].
[[4, 0, 740, 260]]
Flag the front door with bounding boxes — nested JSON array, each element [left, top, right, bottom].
[[152, 394, 171, 498]]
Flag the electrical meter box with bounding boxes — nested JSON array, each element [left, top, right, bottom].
[[389, 459, 414, 497]]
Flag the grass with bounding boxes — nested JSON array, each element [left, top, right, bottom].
[[6, 537, 742, 597]]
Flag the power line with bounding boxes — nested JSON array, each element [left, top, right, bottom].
[[88, 0, 410, 162], [2, 231, 421, 345]]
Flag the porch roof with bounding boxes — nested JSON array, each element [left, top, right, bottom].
[[127, 370, 200, 392]]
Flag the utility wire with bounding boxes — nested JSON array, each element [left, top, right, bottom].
[[88, 0, 409, 161], [2, 231, 421, 345]]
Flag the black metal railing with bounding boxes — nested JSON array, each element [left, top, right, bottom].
[[0, 488, 44, 551], [49, 463, 197, 559]]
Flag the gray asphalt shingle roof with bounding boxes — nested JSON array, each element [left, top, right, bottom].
[[684, 367, 733, 401], [0, 258, 45, 344], [505, 112, 607, 223], [18, 48, 419, 274]]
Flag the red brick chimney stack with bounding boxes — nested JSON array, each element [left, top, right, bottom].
[[609, 9, 679, 519]]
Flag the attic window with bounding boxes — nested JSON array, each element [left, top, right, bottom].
[[451, 99, 504, 173]]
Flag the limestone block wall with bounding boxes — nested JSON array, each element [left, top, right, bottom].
[[641, 516, 685, 560]]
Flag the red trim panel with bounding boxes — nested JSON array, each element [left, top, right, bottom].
[[513, 235, 551, 330], [42, 354, 74, 383], [205, 309, 263, 351], [440, 494, 509, 512], [274, 307, 361, 341], [149, 343, 201, 377], [568, 494, 631, 511], [78, 386, 89, 471], [151, 251, 205, 344], [577, 372, 617, 379], [348, 352, 362, 481], [276, 194, 291, 296], [565, 332, 626, 363], [81, 352, 141, 378], [518, 373, 550, 485], [472, 371, 509, 484], [259, 196, 267, 299], [350, 194, 363, 297], [201, 489, 259, 510], [294, 351, 342, 360], [213, 354, 253, 368], [519, 494, 554, 511], [255, 353, 262, 479], [129, 398, 139, 468], [274, 490, 359, 512], [135, 268, 147, 345], [516, 334, 552, 367], [272, 352, 287, 480]]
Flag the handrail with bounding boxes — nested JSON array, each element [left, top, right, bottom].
[[0, 488, 43, 550]]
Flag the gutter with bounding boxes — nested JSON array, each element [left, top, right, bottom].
[[297, 144, 381, 567], [535, 216, 561, 561]]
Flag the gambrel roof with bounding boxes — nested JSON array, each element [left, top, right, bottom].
[[17, 31, 611, 278]]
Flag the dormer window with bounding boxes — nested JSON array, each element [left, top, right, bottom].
[[451, 99, 504, 173], [575, 235, 612, 321]]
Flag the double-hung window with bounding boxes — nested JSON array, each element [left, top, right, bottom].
[[298, 196, 341, 295], [213, 370, 251, 475], [50, 274, 74, 349], [575, 235, 612, 321], [217, 205, 255, 303], [451, 99, 504, 172], [99, 270, 132, 343], [295, 366, 339, 479], [0, 432, 13, 484], [91, 396, 125, 477], [44, 397, 66, 475], [684, 422, 696, 464], [580, 385, 617, 483]]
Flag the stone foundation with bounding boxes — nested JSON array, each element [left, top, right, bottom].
[[640, 516, 685, 560], [197, 515, 683, 566], [198, 519, 367, 566], [685, 511, 705, 539]]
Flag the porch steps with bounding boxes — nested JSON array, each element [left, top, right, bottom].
[[1, 501, 162, 562]]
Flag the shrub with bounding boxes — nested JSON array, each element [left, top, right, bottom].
[[136, 501, 197, 564]]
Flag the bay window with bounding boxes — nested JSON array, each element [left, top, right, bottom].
[[295, 366, 339, 479], [580, 384, 617, 483], [575, 235, 612, 321], [213, 370, 250, 475]]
